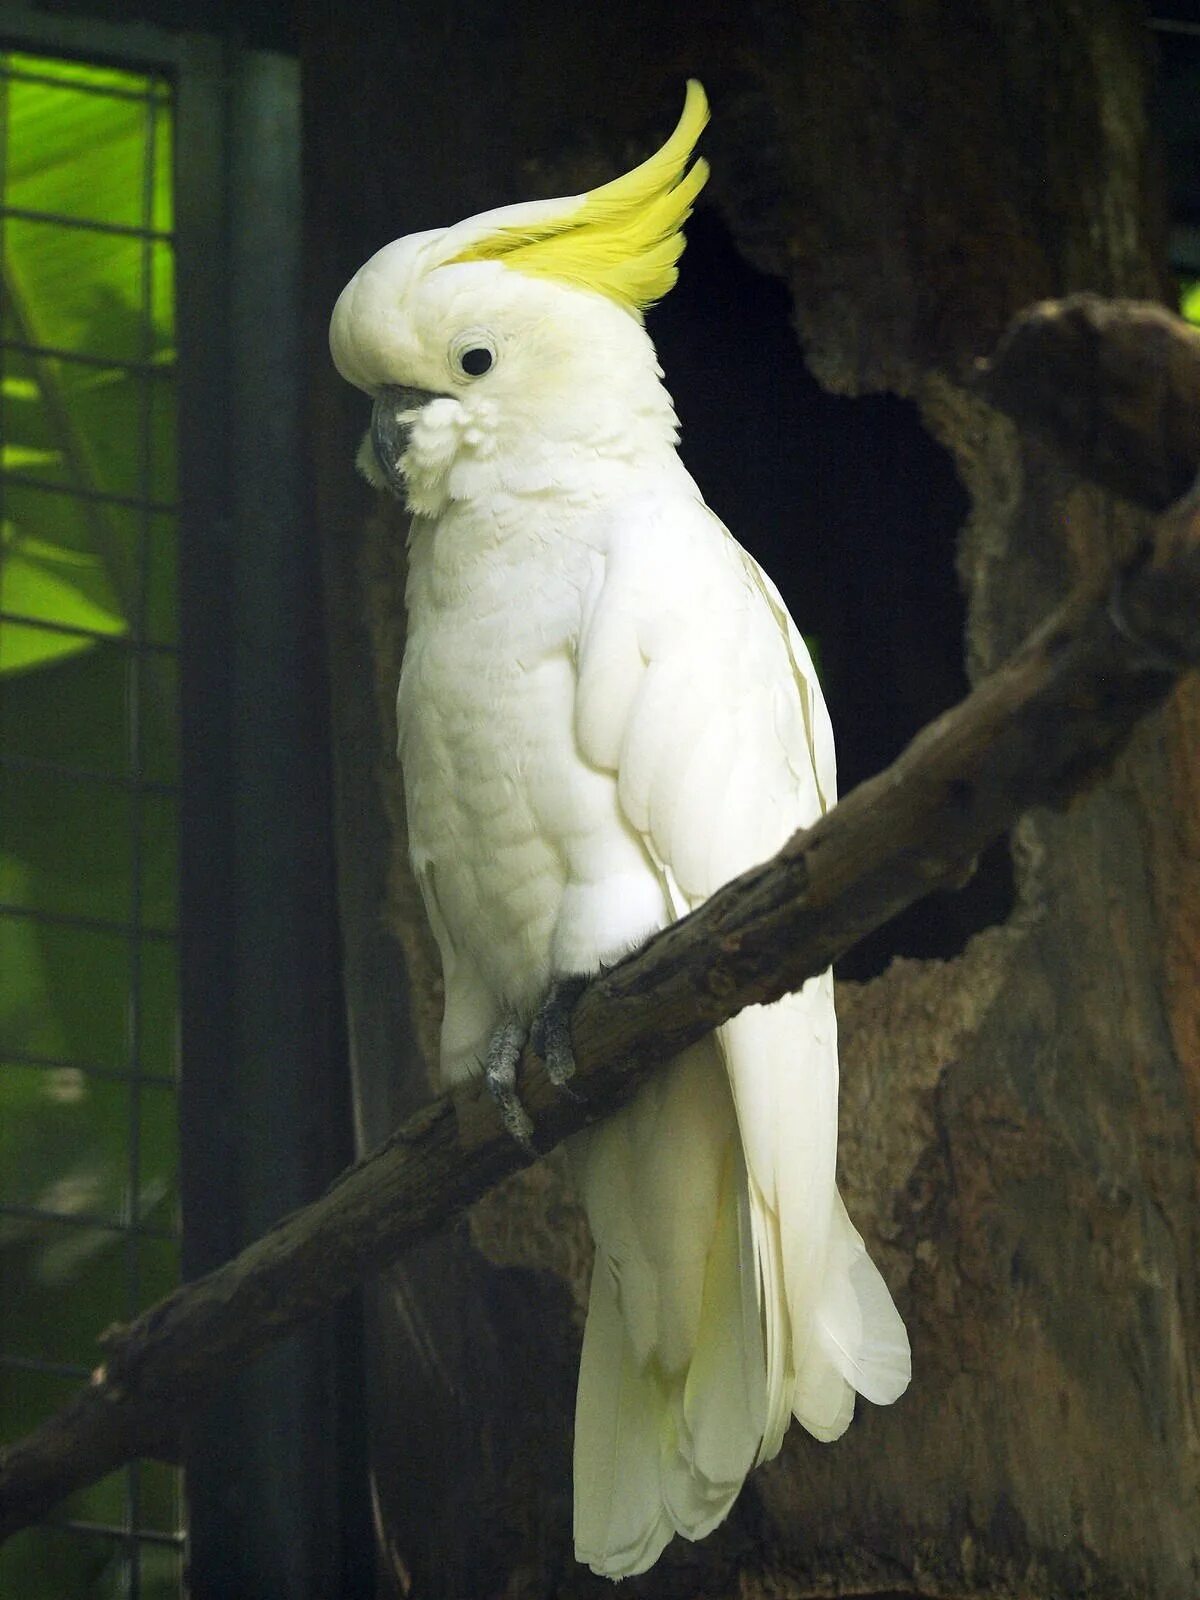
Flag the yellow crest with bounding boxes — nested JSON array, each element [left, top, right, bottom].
[[447, 82, 709, 316]]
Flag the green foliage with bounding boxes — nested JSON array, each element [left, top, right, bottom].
[[0, 50, 181, 1596], [0, 50, 175, 675], [1182, 279, 1200, 328]]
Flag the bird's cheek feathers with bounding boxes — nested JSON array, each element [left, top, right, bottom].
[[403, 398, 517, 516], [393, 398, 469, 515]]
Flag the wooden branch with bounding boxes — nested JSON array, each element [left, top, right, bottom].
[[3, 297, 1199, 1542]]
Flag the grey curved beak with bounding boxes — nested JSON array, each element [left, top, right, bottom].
[[370, 384, 439, 496]]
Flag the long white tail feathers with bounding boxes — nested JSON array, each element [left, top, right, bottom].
[[573, 1259, 676, 1577], [571, 1046, 910, 1579], [571, 1262, 754, 1578], [573, 1185, 909, 1578], [574, 1146, 767, 1579], [791, 1197, 911, 1441], [815, 1197, 912, 1408]]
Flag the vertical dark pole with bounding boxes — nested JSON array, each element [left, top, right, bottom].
[[177, 42, 373, 1599]]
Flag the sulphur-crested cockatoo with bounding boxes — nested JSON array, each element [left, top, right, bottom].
[[330, 81, 910, 1579]]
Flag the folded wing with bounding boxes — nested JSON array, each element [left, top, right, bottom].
[[570, 493, 909, 1576]]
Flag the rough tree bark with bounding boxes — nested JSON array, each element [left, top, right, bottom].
[[304, 3, 1198, 1597]]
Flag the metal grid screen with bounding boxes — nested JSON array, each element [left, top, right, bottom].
[[0, 47, 183, 1598]]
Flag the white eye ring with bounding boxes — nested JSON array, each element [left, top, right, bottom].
[[449, 329, 498, 381]]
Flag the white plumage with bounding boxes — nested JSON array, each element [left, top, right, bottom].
[[330, 84, 909, 1578]]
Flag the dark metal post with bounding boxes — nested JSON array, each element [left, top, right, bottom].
[[177, 42, 373, 1599]]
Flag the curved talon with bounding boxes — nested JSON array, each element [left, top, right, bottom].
[[530, 975, 589, 1096], [485, 1016, 535, 1153]]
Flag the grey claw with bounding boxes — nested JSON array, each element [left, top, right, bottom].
[[485, 1017, 536, 1153], [530, 976, 589, 1095]]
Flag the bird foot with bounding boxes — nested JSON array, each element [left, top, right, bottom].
[[485, 1017, 536, 1153], [530, 974, 588, 1094], [484, 976, 590, 1153]]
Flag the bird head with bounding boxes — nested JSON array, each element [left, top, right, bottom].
[[329, 82, 709, 515]]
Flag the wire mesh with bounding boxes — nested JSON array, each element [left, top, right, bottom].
[[0, 336, 173, 375], [0, 45, 183, 1598], [0, 204, 172, 242], [0, 476, 179, 515]]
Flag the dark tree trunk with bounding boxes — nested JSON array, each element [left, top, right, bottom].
[[303, 3, 1200, 1595]]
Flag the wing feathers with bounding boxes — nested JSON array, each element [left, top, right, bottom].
[[571, 498, 908, 1574]]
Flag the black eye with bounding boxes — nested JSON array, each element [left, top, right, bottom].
[[458, 345, 494, 378], [449, 329, 498, 381]]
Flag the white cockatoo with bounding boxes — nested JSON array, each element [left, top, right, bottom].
[[330, 82, 910, 1579]]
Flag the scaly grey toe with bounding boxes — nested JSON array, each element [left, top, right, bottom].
[[530, 975, 589, 1092], [484, 1016, 535, 1152]]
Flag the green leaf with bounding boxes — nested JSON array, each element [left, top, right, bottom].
[[0, 524, 126, 674], [1, 444, 60, 470], [0, 621, 94, 675], [6, 54, 173, 237]]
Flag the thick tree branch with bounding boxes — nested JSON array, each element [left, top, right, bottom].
[[2, 296, 1199, 1541]]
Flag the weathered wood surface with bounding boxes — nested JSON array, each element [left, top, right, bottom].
[[978, 295, 1200, 514]]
